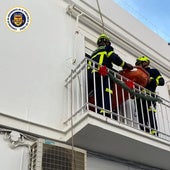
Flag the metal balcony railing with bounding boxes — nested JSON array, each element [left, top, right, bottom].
[[65, 58, 170, 141]]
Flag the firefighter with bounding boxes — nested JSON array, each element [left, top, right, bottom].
[[88, 34, 133, 116], [135, 56, 165, 135]]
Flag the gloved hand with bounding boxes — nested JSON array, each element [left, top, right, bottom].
[[123, 62, 133, 70]]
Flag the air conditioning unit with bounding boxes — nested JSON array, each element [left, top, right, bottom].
[[29, 138, 86, 170]]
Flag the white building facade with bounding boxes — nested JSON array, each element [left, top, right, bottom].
[[0, 0, 170, 170]]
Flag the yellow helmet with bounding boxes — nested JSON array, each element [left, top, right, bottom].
[[97, 34, 110, 46], [136, 56, 150, 62]]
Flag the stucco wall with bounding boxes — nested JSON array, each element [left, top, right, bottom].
[[0, 0, 76, 129]]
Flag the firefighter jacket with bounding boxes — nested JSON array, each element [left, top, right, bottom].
[[88, 45, 125, 71], [145, 67, 165, 92]]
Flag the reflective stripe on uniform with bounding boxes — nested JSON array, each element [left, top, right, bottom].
[[148, 76, 162, 86], [148, 107, 156, 112], [98, 52, 106, 66], [87, 61, 91, 69], [105, 88, 113, 94], [107, 51, 114, 57], [100, 109, 111, 114], [156, 75, 162, 86], [150, 130, 157, 135], [120, 61, 125, 67], [91, 69, 98, 73], [88, 51, 107, 70], [100, 109, 105, 114]]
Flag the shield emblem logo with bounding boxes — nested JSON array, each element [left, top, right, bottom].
[[13, 14, 24, 27]]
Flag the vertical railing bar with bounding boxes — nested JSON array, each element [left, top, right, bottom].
[[115, 72, 120, 122], [162, 105, 168, 138], [85, 59, 89, 111], [122, 76, 127, 124], [108, 75, 113, 119], [134, 86, 140, 129], [160, 103, 166, 136], [76, 72, 79, 113], [128, 94, 133, 127], [71, 70, 75, 119], [151, 93, 157, 133], [156, 103, 162, 137], [80, 63, 84, 114], [101, 75, 105, 116], [165, 103, 170, 135], [139, 87, 146, 132], [93, 62, 97, 113], [146, 92, 151, 133]]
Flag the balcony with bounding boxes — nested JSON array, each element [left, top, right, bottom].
[[64, 58, 170, 169]]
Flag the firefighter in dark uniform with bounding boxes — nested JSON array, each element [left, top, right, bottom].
[[88, 34, 133, 115], [135, 56, 165, 135]]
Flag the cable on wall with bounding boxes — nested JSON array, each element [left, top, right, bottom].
[[96, 0, 105, 33]]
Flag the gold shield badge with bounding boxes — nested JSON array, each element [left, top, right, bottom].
[[13, 14, 24, 27]]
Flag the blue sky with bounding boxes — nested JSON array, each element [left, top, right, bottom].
[[113, 0, 170, 43]]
